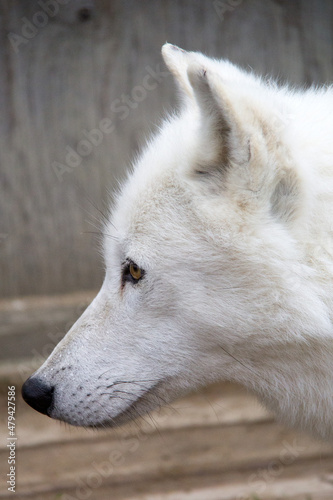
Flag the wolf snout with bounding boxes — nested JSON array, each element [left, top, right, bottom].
[[21, 376, 54, 416]]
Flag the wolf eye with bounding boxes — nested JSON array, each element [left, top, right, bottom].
[[122, 260, 145, 285], [129, 262, 142, 281]]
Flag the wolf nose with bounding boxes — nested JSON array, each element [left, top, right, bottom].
[[21, 376, 54, 416]]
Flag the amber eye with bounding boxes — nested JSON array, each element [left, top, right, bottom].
[[129, 262, 142, 281], [122, 260, 145, 285]]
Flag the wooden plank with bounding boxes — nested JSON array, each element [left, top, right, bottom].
[[1, 363, 332, 499], [1, 0, 333, 297], [0, 382, 270, 449], [1, 419, 331, 498], [3, 459, 333, 500], [0, 291, 95, 362]]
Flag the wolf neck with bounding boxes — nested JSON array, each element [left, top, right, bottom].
[[236, 336, 333, 440]]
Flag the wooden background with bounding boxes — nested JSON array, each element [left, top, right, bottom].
[[2, 4, 333, 498], [1, 0, 333, 298]]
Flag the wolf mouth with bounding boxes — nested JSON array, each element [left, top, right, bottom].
[[92, 380, 166, 429]]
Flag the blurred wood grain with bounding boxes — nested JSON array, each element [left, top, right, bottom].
[[1, 0, 333, 297], [1, 377, 333, 499]]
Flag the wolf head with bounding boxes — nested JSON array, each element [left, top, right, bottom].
[[22, 45, 333, 438]]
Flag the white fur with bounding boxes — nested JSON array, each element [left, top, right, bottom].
[[34, 45, 333, 440]]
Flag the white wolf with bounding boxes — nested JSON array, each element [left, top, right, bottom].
[[22, 44, 333, 441]]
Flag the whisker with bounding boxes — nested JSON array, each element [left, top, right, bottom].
[[81, 206, 104, 228], [82, 230, 118, 240], [82, 399, 121, 434], [85, 218, 118, 240], [120, 398, 161, 433], [145, 410, 163, 437], [101, 376, 160, 384], [78, 200, 118, 241], [219, 344, 283, 397], [102, 393, 136, 403], [111, 388, 171, 408], [79, 186, 112, 227]]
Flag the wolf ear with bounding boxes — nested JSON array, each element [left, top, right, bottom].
[[162, 44, 246, 177], [186, 62, 247, 170], [187, 65, 300, 222], [162, 45, 299, 221], [161, 43, 195, 98]]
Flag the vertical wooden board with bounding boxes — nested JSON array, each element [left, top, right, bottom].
[[0, 0, 333, 297]]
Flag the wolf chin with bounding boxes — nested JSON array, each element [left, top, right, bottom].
[[22, 44, 333, 441]]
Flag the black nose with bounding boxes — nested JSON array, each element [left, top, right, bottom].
[[21, 376, 54, 416]]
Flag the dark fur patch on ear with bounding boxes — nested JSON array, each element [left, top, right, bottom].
[[270, 169, 299, 222], [192, 162, 229, 194], [194, 162, 227, 178], [214, 117, 232, 166], [188, 64, 232, 167]]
